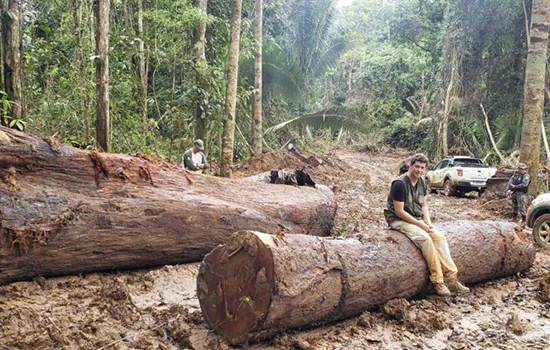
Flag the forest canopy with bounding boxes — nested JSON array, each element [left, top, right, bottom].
[[0, 0, 545, 173]]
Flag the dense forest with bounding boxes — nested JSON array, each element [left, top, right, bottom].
[[1, 0, 549, 186]]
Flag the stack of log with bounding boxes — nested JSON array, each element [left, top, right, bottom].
[[197, 221, 536, 345], [0, 127, 336, 284]]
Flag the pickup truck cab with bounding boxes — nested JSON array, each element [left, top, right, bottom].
[[427, 156, 497, 196]]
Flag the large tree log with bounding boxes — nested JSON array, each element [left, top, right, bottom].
[[0, 127, 335, 284], [197, 221, 536, 345]]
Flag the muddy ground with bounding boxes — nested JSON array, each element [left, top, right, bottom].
[[1, 146, 550, 350]]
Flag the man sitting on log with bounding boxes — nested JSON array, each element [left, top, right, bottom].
[[384, 153, 470, 297], [182, 139, 208, 173]]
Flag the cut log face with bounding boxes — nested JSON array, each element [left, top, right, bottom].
[[197, 221, 536, 345], [197, 233, 275, 341], [0, 127, 336, 284]]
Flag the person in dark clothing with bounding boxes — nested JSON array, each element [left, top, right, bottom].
[[506, 163, 530, 223]]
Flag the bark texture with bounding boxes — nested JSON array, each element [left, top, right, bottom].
[[220, 0, 242, 177], [137, 0, 148, 125], [194, 0, 207, 142], [520, 0, 550, 195], [198, 221, 536, 345], [94, 0, 110, 152], [0, 127, 335, 284], [252, 0, 263, 156], [1, 0, 23, 120], [72, 0, 92, 143]]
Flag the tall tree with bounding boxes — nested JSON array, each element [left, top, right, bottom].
[[137, 0, 148, 125], [72, 0, 92, 142], [220, 0, 243, 177], [252, 0, 263, 155], [94, 0, 111, 152], [1, 0, 24, 122], [520, 0, 550, 194], [436, 0, 467, 157], [194, 0, 208, 142]]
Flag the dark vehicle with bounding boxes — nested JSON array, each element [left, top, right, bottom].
[[526, 193, 550, 248]]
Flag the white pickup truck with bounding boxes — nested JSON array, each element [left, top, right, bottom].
[[426, 156, 497, 196]]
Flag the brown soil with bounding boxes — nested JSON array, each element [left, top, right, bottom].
[[2, 146, 550, 350]]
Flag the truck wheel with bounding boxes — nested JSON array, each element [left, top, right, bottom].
[[426, 178, 437, 194], [443, 179, 454, 197], [533, 214, 550, 248]]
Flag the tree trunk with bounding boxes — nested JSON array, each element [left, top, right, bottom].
[[0, 0, 5, 92], [198, 222, 536, 345], [220, 0, 242, 177], [436, 0, 468, 158], [252, 0, 263, 156], [441, 66, 454, 156], [1, 0, 23, 121], [520, 0, 550, 195], [86, 0, 95, 139], [0, 127, 335, 285], [480, 103, 505, 163], [194, 0, 208, 143], [72, 0, 92, 143], [94, 0, 110, 152], [137, 0, 148, 125]]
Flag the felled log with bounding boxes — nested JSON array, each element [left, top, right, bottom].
[[0, 127, 335, 284], [197, 221, 535, 345], [486, 168, 514, 194], [288, 146, 322, 167]]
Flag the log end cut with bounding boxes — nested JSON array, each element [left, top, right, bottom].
[[197, 231, 275, 345]]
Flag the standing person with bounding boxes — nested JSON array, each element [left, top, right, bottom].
[[506, 163, 530, 223], [384, 153, 470, 297], [182, 139, 208, 172]]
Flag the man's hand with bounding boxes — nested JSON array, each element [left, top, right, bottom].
[[419, 221, 432, 233], [196, 164, 204, 170], [506, 190, 512, 198]]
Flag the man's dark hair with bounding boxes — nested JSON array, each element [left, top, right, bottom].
[[410, 153, 429, 166]]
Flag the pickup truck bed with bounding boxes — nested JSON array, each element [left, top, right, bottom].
[[427, 157, 497, 196]]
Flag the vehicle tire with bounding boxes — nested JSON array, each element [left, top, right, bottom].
[[443, 179, 454, 197], [533, 213, 550, 248], [426, 177, 437, 194]]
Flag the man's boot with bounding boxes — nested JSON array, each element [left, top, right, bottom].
[[448, 280, 470, 294], [434, 283, 452, 297]]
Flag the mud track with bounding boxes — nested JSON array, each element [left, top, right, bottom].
[[1, 146, 549, 350]]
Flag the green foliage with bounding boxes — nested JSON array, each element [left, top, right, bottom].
[[10, 0, 536, 163], [0, 91, 26, 131], [386, 115, 429, 150]]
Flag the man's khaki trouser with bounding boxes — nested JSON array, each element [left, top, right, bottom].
[[390, 220, 458, 285]]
